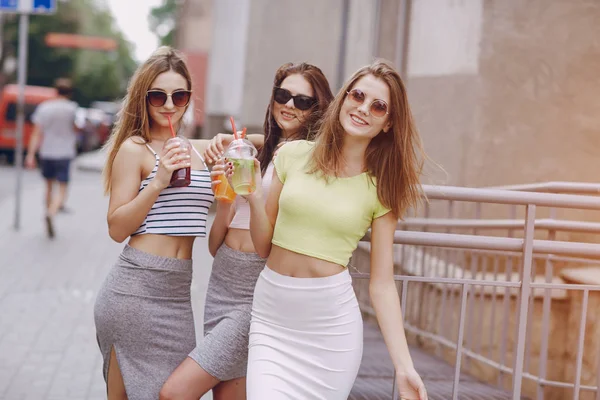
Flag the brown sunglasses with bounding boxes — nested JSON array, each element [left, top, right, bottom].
[[146, 89, 192, 108], [346, 88, 389, 118]]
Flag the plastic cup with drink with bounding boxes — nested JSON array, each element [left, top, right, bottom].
[[211, 160, 236, 202], [165, 115, 191, 187], [224, 117, 257, 195]]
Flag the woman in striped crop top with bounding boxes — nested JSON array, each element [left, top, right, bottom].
[[92, 47, 264, 400], [232, 61, 430, 399], [160, 63, 334, 400]]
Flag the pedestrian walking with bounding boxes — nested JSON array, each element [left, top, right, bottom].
[[25, 78, 80, 238]]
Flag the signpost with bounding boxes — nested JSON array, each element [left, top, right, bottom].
[[0, 0, 56, 230]]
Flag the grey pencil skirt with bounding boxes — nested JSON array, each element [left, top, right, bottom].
[[94, 245, 195, 399], [188, 243, 266, 381]]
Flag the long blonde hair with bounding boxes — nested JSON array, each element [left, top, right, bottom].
[[309, 60, 426, 217], [102, 46, 192, 194]]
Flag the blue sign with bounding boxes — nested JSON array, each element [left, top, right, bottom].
[[0, 0, 18, 11], [33, 0, 55, 13], [0, 0, 56, 13]]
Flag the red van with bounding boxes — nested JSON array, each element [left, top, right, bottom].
[[0, 84, 58, 163]]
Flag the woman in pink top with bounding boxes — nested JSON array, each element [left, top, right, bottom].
[[160, 62, 333, 400]]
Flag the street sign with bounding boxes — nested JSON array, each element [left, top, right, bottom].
[[0, 0, 56, 14]]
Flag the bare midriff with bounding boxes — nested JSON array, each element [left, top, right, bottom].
[[224, 228, 257, 253], [266, 245, 345, 278], [128, 234, 195, 260]]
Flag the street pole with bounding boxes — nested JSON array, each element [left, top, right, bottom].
[[14, 13, 29, 230]]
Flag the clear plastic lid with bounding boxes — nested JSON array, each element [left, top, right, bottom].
[[224, 138, 257, 159]]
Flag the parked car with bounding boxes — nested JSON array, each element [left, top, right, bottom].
[[0, 84, 57, 164], [75, 107, 111, 153]]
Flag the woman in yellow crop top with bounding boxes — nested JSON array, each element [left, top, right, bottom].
[[93, 47, 264, 400], [227, 60, 429, 400]]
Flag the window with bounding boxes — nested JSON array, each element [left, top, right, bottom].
[[5, 103, 39, 123]]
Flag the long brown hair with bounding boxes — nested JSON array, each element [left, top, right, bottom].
[[309, 60, 426, 217], [102, 46, 192, 194], [258, 62, 333, 176]]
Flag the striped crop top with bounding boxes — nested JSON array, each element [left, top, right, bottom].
[[132, 144, 214, 237]]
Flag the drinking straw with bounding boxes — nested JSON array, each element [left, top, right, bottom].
[[166, 115, 176, 138], [230, 116, 238, 140], [241, 127, 247, 139]]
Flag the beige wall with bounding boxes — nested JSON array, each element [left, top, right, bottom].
[[241, 0, 344, 129], [376, 0, 600, 189], [203, 0, 380, 136], [177, 0, 212, 52]]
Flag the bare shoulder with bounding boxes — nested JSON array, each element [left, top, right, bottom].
[[119, 136, 147, 154], [113, 137, 149, 169]]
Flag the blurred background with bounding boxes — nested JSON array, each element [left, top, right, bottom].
[[1, 0, 598, 190], [1, 1, 600, 399]]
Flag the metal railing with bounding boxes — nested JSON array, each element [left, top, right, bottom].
[[352, 184, 600, 400], [486, 181, 600, 195]]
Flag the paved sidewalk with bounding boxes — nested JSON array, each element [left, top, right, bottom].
[[0, 153, 517, 400], [0, 168, 214, 400], [74, 149, 106, 173]]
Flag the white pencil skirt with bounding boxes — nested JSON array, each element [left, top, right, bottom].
[[246, 266, 363, 400]]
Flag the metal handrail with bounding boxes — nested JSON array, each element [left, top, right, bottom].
[[422, 184, 600, 209], [355, 185, 600, 399], [362, 230, 600, 259], [398, 217, 600, 233], [485, 181, 600, 194]]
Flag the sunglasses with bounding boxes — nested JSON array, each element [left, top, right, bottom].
[[273, 87, 317, 111], [146, 89, 192, 108], [346, 88, 389, 118]]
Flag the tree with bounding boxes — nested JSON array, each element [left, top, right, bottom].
[[0, 0, 137, 106], [1, 3, 79, 88], [149, 0, 183, 47]]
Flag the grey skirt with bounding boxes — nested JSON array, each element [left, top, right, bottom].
[[189, 243, 266, 380], [93, 245, 195, 399]]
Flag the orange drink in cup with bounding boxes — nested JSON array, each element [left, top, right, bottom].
[[211, 165, 236, 202]]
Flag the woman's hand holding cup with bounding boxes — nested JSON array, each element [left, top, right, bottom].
[[210, 158, 226, 193], [224, 157, 262, 202], [154, 139, 191, 190]]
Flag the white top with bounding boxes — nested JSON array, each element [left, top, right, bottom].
[[229, 161, 274, 230], [31, 98, 79, 159]]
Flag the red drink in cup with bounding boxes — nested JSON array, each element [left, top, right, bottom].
[[167, 136, 192, 187], [165, 115, 191, 187]]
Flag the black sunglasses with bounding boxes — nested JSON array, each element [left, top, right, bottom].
[[273, 87, 317, 111], [146, 89, 192, 108]]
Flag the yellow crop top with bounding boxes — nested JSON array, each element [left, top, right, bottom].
[[271, 140, 391, 266]]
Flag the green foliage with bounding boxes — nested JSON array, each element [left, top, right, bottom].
[[149, 0, 182, 47], [1, 0, 138, 107]]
